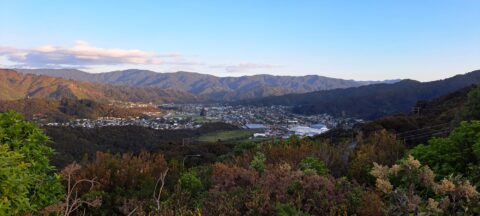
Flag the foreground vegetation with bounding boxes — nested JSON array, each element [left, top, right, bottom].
[[2, 85, 480, 215]]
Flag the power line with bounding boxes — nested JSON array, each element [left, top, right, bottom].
[[396, 123, 450, 136], [400, 128, 451, 140], [401, 129, 451, 141]]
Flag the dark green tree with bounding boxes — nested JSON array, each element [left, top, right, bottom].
[[457, 85, 480, 121], [0, 111, 63, 214]]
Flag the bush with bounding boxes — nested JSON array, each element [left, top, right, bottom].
[[274, 203, 310, 216], [233, 141, 258, 156], [299, 156, 329, 176], [371, 155, 479, 215], [179, 172, 204, 196], [410, 121, 480, 181], [250, 152, 266, 173]]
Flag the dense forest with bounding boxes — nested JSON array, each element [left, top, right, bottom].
[[239, 70, 480, 119], [2, 85, 480, 215], [44, 122, 239, 168]]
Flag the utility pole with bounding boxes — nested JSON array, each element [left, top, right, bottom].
[[411, 107, 421, 116], [182, 138, 190, 146]]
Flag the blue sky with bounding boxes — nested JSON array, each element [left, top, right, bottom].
[[1, 0, 479, 81]]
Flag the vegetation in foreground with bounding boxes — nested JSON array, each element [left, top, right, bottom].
[[2, 85, 480, 215]]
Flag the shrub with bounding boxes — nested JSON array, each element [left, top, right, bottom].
[[371, 155, 479, 215], [250, 152, 266, 173], [179, 172, 203, 196], [274, 203, 310, 216], [299, 156, 329, 176]]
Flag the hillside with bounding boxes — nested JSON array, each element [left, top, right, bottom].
[[44, 122, 239, 167], [357, 85, 476, 145], [0, 69, 199, 103], [0, 98, 160, 122], [239, 70, 480, 119], [16, 68, 397, 101]]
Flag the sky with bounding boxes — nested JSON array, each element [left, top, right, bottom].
[[1, 0, 480, 81]]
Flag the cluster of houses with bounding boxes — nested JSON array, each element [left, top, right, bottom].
[[42, 103, 363, 139]]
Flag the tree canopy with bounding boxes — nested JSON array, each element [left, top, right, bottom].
[[0, 111, 62, 214], [410, 121, 480, 181]]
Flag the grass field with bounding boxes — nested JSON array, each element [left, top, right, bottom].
[[193, 116, 210, 123], [197, 129, 255, 143]]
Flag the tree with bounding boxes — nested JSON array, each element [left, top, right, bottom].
[[178, 171, 203, 198], [457, 85, 480, 121], [0, 111, 63, 214], [410, 121, 480, 181], [250, 152, 266, 174], [299, 157, 329, 176], [274, 202, 310, 216]]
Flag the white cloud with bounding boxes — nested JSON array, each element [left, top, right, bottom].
[[211, 62, 279, 73], [0, 41, 181, 67], [0, 41, 279, 76]]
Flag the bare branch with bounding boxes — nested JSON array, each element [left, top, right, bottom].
[[153, 168, 169, 214]]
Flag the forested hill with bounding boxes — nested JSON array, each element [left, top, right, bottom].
[[357, 85, 477, 146], [16, 68, 397, 101], [238, 70, 480, 119], [0, 98, 159, 122], [0, 69, 199, 103]]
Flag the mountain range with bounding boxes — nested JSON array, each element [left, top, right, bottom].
[[238, 70, 480, 119], [0, 69, 198, 103], [5, 68, 480, 121], [15, 68, 396, 101]]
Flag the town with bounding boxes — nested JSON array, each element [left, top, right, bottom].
[[42, 103, 364, 138]]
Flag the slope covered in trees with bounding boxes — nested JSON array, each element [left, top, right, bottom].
[[355, 85, 475, 145], [0, 98, 159, 121], [0, 69, 199, 103], [44, 122, 239, 168], [16, 68, 396, 101], [239, 70, 480, 119], [2, 86, 480, 215], [3, 73, 480, 215]]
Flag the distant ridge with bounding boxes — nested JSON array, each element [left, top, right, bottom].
[[0, 69, 199, 103], [15, 68, 398, 101], [238, 70, 480, 120]]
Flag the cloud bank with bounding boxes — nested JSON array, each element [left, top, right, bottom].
[[0, 41, 278, 74], [0, 41, 180, 68]]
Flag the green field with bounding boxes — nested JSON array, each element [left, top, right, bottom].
[[192, 115, 210, 123], [197, 129, 255, 143]]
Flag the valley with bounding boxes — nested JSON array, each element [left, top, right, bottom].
[[2, 2, 480, 214], [2, 67, 480, 215]]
